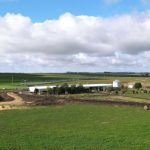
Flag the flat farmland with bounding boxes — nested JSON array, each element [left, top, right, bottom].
[[0, 73, 99, 89], [0, 73, 150, 89]]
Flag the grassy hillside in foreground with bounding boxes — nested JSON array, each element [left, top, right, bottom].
[[0, 104, 150, 150]]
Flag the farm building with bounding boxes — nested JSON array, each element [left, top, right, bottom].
[[29, 86, 56, 93], [28, 80, 121, 93], [82, 80, 121, 89], [83, 84, 113, 91]]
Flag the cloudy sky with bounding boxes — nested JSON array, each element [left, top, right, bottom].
[[1, 0, 150, 72]]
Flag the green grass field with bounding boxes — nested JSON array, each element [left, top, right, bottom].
[[0, 104, 150, 150]]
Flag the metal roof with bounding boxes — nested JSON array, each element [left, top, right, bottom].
[[83, 84, 112, 88]]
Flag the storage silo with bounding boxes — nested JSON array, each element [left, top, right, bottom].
[[113, 80, 121, 88]]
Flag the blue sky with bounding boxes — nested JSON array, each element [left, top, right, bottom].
[[0, 0, 148, 21], [1, 0, 150, 72]]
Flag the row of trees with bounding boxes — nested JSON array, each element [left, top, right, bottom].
[[46, 83, 90, 95]]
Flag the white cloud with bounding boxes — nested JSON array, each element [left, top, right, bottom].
[[0, 12, 150, 72]]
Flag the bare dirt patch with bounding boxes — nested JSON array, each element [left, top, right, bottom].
[[0, 92, 149, 111], [18, 94, 61, 106], [0, 92, 24, 111], [18, 93, 150, 108], [66, 98, 150, 107]]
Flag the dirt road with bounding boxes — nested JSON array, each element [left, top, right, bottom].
[[0, 92, 24, 110]]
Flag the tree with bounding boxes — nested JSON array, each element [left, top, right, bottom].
[[47, 87, 53, 95], [134, 82, 142, 89], [106, 87, 113, 93], [58, 86, 65, 94], [77, 85, 84, 94], [34, 88, 39, 94], [53, 86, 59, 95], [70, 85, 76, 94], [61, 83, 69, 94]]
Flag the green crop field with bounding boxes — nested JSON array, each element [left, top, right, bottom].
[[0, 73, 100, 89], [0, 104, 150, 150], [0, 73, 150, 90]]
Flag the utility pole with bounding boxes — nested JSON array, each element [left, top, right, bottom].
[[24, 80, 27, 86], [12, 75, 14, 87]]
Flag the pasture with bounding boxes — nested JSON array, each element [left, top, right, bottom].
[[0, 104, 150, 150]]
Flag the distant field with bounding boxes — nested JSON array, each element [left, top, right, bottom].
[[0, 73, 150, 89], [0, 73, 100, 89], [0, 104, 150, 150]]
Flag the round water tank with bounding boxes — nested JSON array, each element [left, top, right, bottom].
[[113, 80, 121, 88]]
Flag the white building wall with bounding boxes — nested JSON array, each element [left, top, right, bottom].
[[113, 80, 121, 88], [83, 84, 112, 88], [128, 84, 134, 89], [29, 85, 56, 93]]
